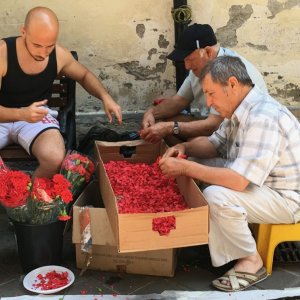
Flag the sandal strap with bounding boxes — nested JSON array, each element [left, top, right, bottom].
[[228, 268, 258, 289], [227, 269, 241, 290]]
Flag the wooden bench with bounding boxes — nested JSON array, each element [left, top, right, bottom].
[[0, 51, 78, 161]]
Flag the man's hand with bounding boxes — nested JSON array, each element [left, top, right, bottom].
[[159, 144, 188, 177], [102, 94, 122, 124], [141, 110, 155, 129], [159, 156, 188, 177], [20, 100, 48, 123], [140, 121, 172, 143], [163, 144, 186, 159]]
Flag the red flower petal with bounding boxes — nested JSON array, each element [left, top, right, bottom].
[[32, 270, 69, 290], [105, 161, 188, 214], [152, 216, 176, 236]]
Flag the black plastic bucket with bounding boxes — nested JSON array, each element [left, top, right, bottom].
[[13, 220, 64, 273]]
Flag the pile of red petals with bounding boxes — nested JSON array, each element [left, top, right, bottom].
[[105, 160, 188, 213], [33, 270, 69, 290], [152, 216, 176, 235]]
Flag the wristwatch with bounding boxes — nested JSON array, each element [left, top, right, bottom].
[[173, 121, 180, 135]]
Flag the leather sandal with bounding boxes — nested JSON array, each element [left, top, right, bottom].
[[212, 267, 268, 292]]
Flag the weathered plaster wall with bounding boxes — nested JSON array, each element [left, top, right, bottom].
[[0, 0, 299, 115], [191, 0, 300, 106]]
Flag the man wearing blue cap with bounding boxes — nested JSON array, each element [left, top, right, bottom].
[[140, 23, 267, 146]]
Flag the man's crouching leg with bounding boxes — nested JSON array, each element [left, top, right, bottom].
[[31, 129, 65, 178]]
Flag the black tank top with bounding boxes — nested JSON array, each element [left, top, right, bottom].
[[0, 37, 57, 108]]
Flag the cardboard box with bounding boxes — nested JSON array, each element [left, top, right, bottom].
[[94, 140, 209, 253], [72, 181, 176, 277]]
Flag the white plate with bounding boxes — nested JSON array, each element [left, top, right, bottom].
[[23, 265, 75, 294]]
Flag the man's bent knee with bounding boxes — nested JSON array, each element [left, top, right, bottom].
[[31, 130, 65, 172], [34, 148, 65, 178], [203, 185, 233, 206], [35, 145, 65, 166]]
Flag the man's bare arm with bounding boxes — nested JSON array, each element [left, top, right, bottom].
[[178, 114, 223, 138], [161, 138, 249, 192], [150, 94, 190, 120], [142, 94, 190, 129], [0, 101, 49, 123], [56, 46, 122, 124]]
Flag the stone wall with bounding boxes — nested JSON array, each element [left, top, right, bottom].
[[0, 0, 299, 116], [192, 0, 300, 107]]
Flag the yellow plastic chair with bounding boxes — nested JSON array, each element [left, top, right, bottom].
[[255, 223, 300, 274]]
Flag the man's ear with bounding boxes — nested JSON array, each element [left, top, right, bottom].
[[20, 26, 25, 36], [204, 46, 215, 59], [228, 76, 239, 89]]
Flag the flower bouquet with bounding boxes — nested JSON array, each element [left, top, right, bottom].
[[0, 170, 73, 225], [0, 168, 31, 223], [60, 150, 95, 199], [0, 151, 95, 225], [27, 175, 73, 224]]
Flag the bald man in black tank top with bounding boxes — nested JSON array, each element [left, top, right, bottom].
[[0, 7, 122, 178]]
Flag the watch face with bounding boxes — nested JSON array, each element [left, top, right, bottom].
[[173, 122, 180, 135]]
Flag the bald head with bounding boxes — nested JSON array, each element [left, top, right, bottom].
[[24, 6, 59, 38], [21, 7, 59, 61], [25, 7, 58, 28]]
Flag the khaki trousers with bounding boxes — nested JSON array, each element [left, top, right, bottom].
[[190, 157, 300, 266], [203, 183, 300, 267]]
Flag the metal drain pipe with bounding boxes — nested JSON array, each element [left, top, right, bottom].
[[171, 0, 192, 90]]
